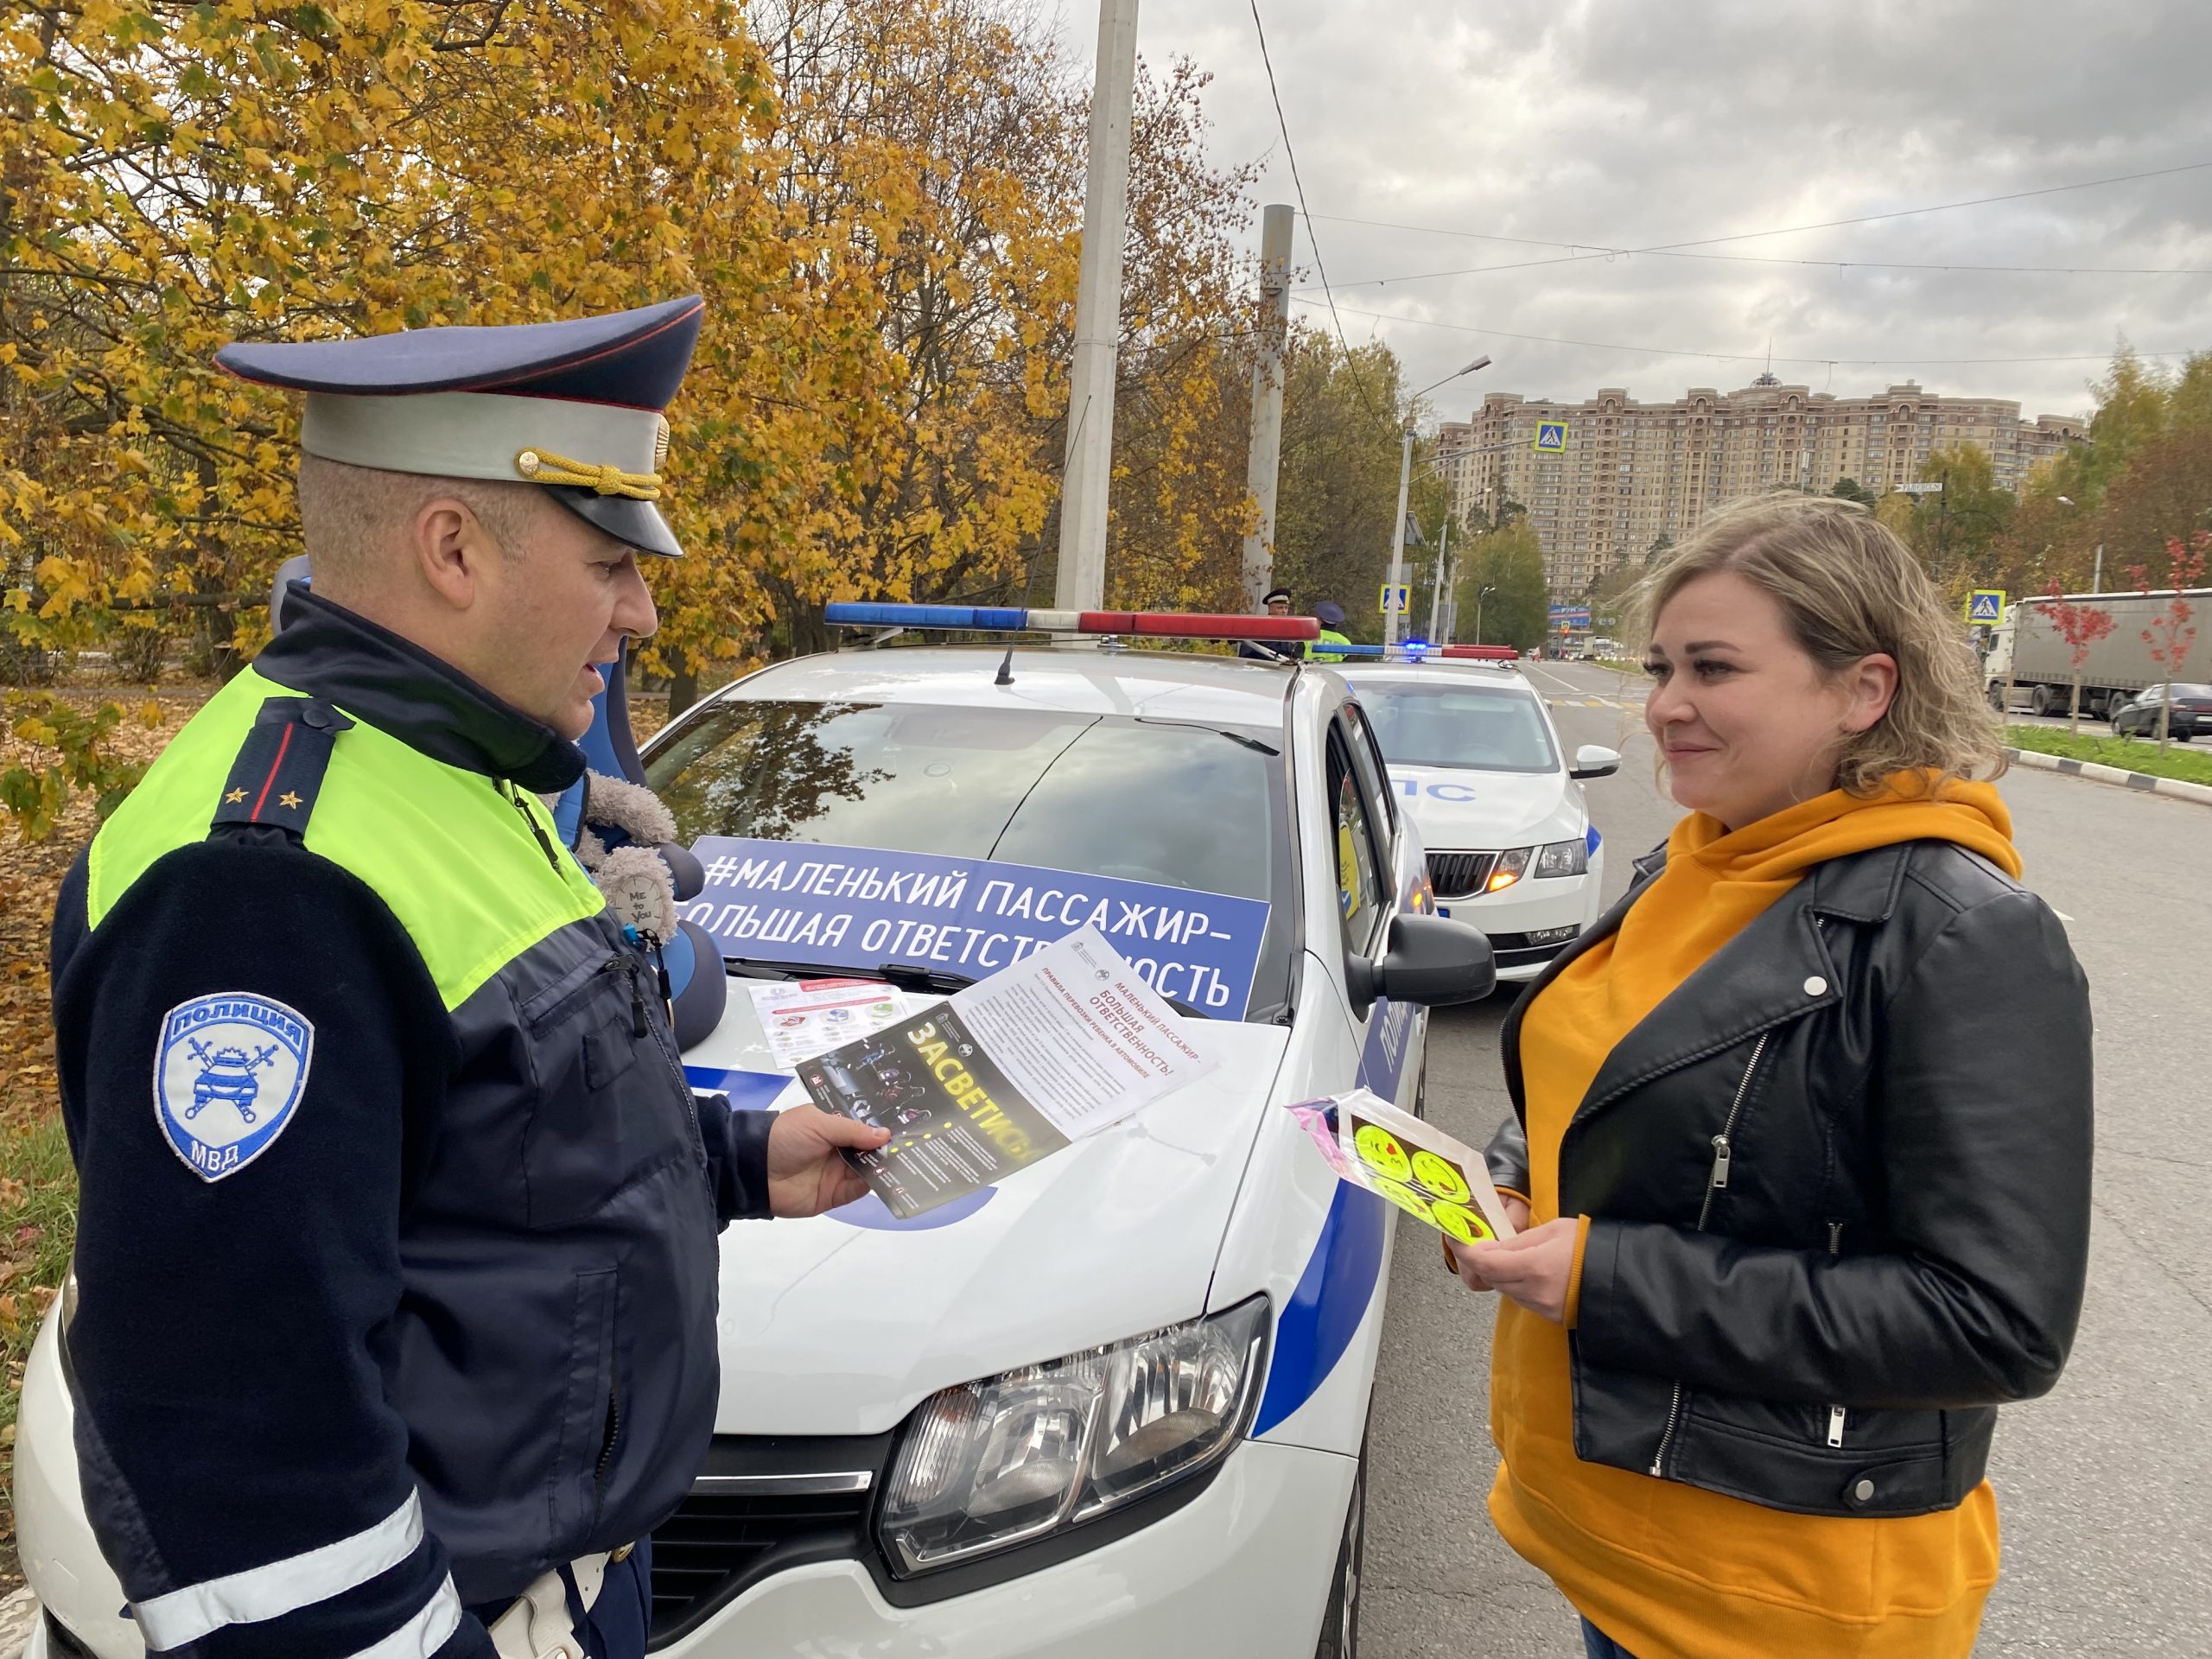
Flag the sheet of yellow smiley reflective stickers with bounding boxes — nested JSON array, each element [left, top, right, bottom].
[[1288, 1088, 1517, 1243]]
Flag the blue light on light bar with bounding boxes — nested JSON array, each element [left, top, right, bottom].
[[825, 602, 1031, 631]]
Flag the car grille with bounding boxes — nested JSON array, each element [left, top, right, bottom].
[[1427, 850, 1497, 898], [650, 1489, 873, 1641], [645, 1433, 892, 1649]]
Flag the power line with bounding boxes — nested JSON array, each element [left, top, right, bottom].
[[1245, 0, 1388, 429], [1299, 159, 2212, 291], [1288, 296, 2204, 369]]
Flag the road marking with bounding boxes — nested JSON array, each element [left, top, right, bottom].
[[2053, 909, 2075, 923]]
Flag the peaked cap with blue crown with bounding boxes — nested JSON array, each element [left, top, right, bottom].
[[217, 296, 705, 557]]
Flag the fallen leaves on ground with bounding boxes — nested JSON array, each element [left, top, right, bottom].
[[0, 687, 205, 1586]]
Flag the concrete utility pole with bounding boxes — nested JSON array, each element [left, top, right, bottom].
[[1241, 203, 1294, 611], [1426, 517, 1451, 640], [1054, 0, 1141, 613], [1384, 426, 1416, 647]]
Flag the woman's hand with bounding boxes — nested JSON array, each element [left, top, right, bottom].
[[1446, 1194, 1531, 1293], [1458, 1215, 1579, 1324]]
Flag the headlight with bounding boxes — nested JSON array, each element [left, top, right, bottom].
[[1484, 847, 1532, 893], [1534, 837, 1588, 879], [878, 1295, 1268, 1575]]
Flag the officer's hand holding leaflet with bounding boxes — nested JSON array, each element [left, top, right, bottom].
[[764, 1103, 887, 1215]]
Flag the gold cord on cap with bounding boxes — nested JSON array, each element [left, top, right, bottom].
[[513, 448, 663, 499]]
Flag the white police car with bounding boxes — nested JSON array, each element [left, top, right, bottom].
[[1338, 652, 1618, 984], [13, 606, 1492, 1658]]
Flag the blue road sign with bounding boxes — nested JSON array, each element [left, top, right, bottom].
[[1967, 589, 2005, 624], [1534, 422, 1568, 454]]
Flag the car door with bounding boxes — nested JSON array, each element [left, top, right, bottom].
[[1325, 714, 1424, 1113]]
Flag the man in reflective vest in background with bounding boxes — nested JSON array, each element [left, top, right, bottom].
[[1306, 600, 1355, 662], [49, 298, 889, 1659]]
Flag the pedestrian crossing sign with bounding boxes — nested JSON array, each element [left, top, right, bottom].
[[1966, 589, 2005, 625], [1534, 422, 1568, 454], [1379, 582, 1410, 616]]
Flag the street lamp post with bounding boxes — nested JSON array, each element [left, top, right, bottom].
[[1386, 355, 1491, 646], [1471, 581, 1497, 646]]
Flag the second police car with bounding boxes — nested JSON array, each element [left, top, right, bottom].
[[13, 605, 1492, 1659], [1337, 646, 1618, 982]]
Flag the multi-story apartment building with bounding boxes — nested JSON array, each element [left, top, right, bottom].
[[1435, 378, 2085, 598]]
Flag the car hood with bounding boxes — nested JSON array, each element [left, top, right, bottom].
[[1392, 763, 1583, 850], [685, 990, 1290, 1435]]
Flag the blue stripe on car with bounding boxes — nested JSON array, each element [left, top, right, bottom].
[[683, 1065, 792, 1112], [1586, 822, 1601, 855], [1250, 863, 1425, 1435], [1252, 1181, 1386, 1435]]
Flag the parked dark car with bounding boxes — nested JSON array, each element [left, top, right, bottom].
[[2110, 682, 2212, 740]]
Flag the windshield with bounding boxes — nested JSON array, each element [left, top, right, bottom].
[[2166, 683, 2212, 699], [645, 698, 1294, 1017], [1350, 679, 1559, 773]]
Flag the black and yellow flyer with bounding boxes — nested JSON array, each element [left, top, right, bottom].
[[796, 925, 1220, 1218], [1291, 1088, 1519, 1245]]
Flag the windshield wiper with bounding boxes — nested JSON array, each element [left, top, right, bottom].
[[1132, 717, 1280, 756], [877, 962, 976, 996]]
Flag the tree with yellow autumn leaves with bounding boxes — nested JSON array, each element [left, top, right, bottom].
[[2, 0, 1269, 718]]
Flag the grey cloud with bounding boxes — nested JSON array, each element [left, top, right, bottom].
[[1067, 0, 2212, 423]]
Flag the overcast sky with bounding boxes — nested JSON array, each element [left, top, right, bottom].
[[1061, 0, 2212, 428]]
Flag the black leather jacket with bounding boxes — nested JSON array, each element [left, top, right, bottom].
[[1485, 836, 2093, 1518]]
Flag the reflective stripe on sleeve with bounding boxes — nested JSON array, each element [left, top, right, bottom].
[[343, 1574, 464, 1659], [131, 1492, 427, 1649]]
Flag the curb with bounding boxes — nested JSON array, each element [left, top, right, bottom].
[[2004, 744, 2212, 806]]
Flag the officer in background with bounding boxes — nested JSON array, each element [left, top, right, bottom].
[[48, 298, 889, 1659], [1236, 585, 1301, 662], [1307, 599, 1354, 661]]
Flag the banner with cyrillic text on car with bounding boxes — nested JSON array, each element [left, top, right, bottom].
[[683, 837, 1273, 1018]]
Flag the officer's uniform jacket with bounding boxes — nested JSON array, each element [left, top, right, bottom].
[[50, 590, 774, 1658]]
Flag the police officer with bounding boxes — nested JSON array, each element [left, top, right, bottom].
[[1236, 585, 1301, 662], [48, 297, 890, 1659], [1306, 600, 1354, 661]]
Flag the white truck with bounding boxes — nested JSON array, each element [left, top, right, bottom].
[[1984, 588, 2212, 718]]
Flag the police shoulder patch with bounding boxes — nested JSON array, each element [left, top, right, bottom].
[[152, 993, 315, 1183]]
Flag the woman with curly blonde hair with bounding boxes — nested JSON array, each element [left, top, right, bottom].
[[1452, 494, 2093, 1659]]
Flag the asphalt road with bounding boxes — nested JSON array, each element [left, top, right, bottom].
[[1361, 658, 2212, 1657]]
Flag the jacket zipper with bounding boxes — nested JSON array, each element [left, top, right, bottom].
[[528, 955, 641, 1035], [501, 780, 562, 870], [626, 931, 708, 1165], [594, 1378, 625, 1500], [1825, 1220, 1847, 1447], [1652, 1031, 1771, 1478]]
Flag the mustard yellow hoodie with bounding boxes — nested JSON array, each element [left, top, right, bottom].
[[1490, 774, 2018, 1659]]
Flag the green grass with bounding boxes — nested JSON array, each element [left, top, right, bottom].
[[2006, 725, 2212, 786], [1, 1115, 76, 1576]]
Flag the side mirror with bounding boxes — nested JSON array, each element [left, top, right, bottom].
[[1345, 912, 1496, 1018], [1569, 744, 1621, 779]]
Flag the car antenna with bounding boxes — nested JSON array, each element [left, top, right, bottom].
[[993, 550, 1044, 687]]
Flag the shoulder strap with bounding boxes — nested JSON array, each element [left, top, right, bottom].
[[208, 696, 355, 840]]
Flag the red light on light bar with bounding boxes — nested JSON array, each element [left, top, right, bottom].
[[1440, 645, 1519, 661], [1076, 611, 1320, 640]]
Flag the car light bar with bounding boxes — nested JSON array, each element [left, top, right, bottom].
[[823, 602, 1320, 641], [1326, 642, 1519, 662]]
